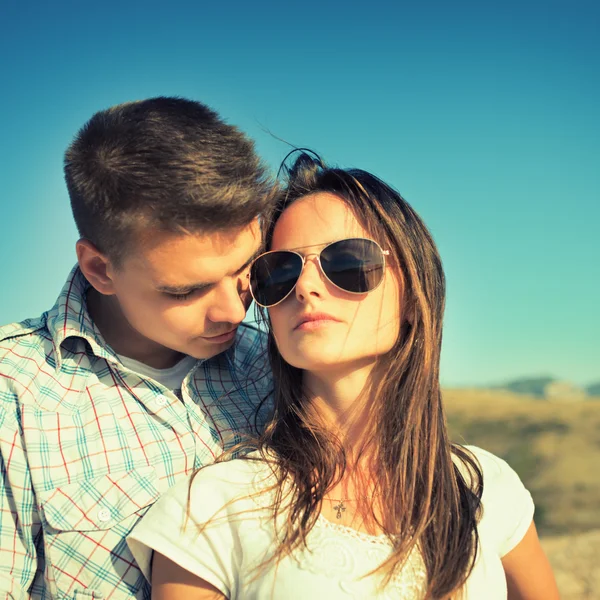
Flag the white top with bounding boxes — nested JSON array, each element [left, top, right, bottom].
[[127, 446, 534, 599], [117, 354, 197, 396]]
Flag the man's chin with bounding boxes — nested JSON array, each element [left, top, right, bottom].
[[187, 334, 236, 359]]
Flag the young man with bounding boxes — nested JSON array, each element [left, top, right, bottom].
[[0, 97, 275, 599]]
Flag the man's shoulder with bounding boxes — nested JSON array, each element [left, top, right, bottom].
[[0, 313, 54, 372], [0, 315, 53, 413], [0, 312, 86, 412], [234, 322, 268, 369], [236, 321, 267, 344], [232, 322, 272, 393], [0, 314, 49, 344]]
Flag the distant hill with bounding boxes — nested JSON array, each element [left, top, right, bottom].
[[498, 376, 555, 397], [490, 377, 590, 401], [587, 382, 600, 397]]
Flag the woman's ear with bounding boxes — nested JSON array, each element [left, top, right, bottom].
[[402, 291, 416, 326]]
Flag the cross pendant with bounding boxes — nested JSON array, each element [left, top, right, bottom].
[[333, 500, 346, 519]]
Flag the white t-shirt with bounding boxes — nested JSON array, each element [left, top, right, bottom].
[[117, 354, 197, 397], [127, 446, 534, 599]]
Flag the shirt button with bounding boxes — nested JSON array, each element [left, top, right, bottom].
[[156, 395, 169, 406], [97, 508, 111, 523]]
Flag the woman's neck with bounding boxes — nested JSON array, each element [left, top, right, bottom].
[[303, 361, 377, 452]]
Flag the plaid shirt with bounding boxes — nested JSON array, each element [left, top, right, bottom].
[[0, 267, 272, 600]]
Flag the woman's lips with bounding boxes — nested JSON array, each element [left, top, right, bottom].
[[294, 312, 341, 331], [296, 319, 340, 331]]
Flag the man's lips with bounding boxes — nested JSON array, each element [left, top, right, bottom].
[[201, 329, 237, 343], [293, 312, 341, 330]]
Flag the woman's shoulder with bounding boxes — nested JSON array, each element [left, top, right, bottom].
[[456, 445, 535, 556], [456, 445, 524, 493], [194, 452, 273, 483], [148, 452, 275, 516], [187, 452, 276, 500]]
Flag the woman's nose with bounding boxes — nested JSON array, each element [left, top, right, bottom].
[[294, 255, 325, 302]]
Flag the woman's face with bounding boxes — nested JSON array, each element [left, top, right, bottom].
[[268, 192, 404, 373]]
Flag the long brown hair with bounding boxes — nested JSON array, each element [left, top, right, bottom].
[[217, 151, 483, 598]]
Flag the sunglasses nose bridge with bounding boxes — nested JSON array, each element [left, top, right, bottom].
[[291, 252, 328, 299], [298, 252, 325, 279]]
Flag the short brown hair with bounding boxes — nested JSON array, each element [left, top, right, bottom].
[[64, 97, 275, 265]]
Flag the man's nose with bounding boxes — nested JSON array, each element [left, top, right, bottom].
[[207, 278, 248, 324]]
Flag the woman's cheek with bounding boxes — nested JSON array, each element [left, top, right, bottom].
[[269, 309, 294, 356]]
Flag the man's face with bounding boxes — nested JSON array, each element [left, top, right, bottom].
[[106, 220, 262, 360]]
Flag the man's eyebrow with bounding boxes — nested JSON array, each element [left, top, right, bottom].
[[156, 249, 263, 294], [156, 281, 214, 294], [233, 248, 263, 275]]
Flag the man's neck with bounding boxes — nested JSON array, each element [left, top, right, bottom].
[[86, 288, 184, 370]]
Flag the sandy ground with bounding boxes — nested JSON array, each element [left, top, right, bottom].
[[542, 529, 600, 599]]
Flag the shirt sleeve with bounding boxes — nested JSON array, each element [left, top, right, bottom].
[[127, 466, 247, 598], [471, 446, 535, 558], [0, 392, 42, 599]]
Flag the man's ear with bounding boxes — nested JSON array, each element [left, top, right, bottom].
[[76, 239, 117, 295]]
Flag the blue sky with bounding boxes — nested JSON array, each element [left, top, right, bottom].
[[1, 0, 598, 387]]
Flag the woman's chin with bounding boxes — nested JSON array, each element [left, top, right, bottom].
[[282, 351, 375, 374], [282, 352, 340, 372]]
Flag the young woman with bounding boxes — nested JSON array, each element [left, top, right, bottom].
[[128, 152, 559, 599]]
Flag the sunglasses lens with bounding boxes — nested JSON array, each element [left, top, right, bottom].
[[320, 239, 385, 293], [250, 251, 303, 307]]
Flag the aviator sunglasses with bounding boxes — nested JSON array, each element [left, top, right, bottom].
[[249, 237, 390, 308]]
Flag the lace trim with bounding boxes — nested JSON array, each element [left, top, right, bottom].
[[297, 520, 427, 597], [241, 467, 427, 597], [316, 514, 392, 546]]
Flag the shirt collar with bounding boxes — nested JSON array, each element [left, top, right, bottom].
[[46, 265, 120, 370]]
